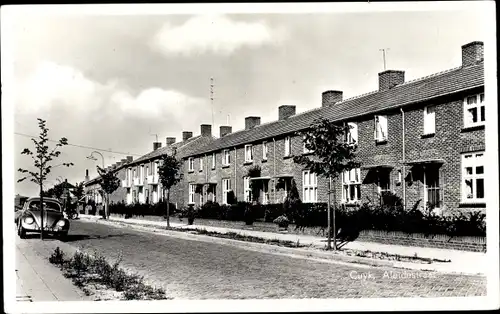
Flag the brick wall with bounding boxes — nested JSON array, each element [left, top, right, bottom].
[[357, 230, 486, 252]]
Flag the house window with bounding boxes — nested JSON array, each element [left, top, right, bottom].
[[133, 169, 136, 178], [374, 115, 388, 142], [188, 184, 196, 204], [263, 182, 269, 204], [303, 135, 313, 154], [223, 149, 230, 166], [200, 185, 204, 205], [147, 165, 150, 175], [462, 152, 485, 202], [302, 170, 317, 203], [262, 141, 268, 160], [188, 157, 194, 172], [245, 145, 253, 162], [212, 153, 216, 169], [199, 157, 203, 172], [464, 93, 485, 127], [222, 179, 231, 204], [138, 186, 144, 203], [345, 122, 358, 144], [423, 105, 436, 135], [284, 136, 291, 156], [132, 190, 137, 203], [244, 177, 251, 202], [424, 166, 441, 209], [152, 185, 158, 203], [342, 168, 361, 203], [145, 188, 149, 204]]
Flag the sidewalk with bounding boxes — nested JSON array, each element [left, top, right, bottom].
[[15, 237, 90, 302], [81, 214, 487, 275]]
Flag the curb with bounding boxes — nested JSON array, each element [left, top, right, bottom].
[[79, 216, 483, 275]]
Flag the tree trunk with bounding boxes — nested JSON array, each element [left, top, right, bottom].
[[166, 189, 170, 228], [39, 170, 44, 240], [332, 177, 337, 251], [327, 177, 331, 250], [105, 194, 110, 220]]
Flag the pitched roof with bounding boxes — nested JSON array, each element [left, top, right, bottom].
[[84, 135, 218, 185], [127, 135, 217, 164], [189, 62, 484, 157]]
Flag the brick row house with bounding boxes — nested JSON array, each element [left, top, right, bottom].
[[84, 41, 486, 216], [181, 41, 486, 215], [84, 125, 216, 209]]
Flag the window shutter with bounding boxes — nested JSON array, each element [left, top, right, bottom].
[[374, 117, 377, 139]]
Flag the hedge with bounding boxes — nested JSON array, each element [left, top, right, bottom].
[[195, 200, 485, 238], [109, 201, 178, 218], [106, 199, 486, 238]]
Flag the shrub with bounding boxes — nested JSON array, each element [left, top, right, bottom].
[[273, 215, 290, 229], [198, 201, 222, 220], [49, 246, 66, 268], [243, 204, 255, 225], [283, 179, 302, 219], [263, 204, 285, 222]]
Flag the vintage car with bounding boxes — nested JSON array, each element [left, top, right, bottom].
[[16, 197, 70, 239]]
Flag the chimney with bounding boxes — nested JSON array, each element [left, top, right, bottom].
[[85, 169, 90, 181], [120, 158, 127, 164], [278, 105, 296, 120], [245, 117, 261, 130], [126, 156, 133, 163], [201, 124, 212, 137], [166, 137, 176, 146], [378, 70, 405, 91], [462, 41, 484, 67], [322, 90, 343, 107], [220, 126, 232, 137], [182, 131, 193, 141], [116, 161, 122, 168], [153, 142, 162, 151]]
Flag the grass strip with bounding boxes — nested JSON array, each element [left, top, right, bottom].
[[49, 247, 170, 300]]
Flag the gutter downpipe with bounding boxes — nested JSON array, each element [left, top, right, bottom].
[[401, 108, 406, 210], [273, 138, 276, 203]]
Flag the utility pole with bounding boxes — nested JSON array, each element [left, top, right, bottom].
[[379, 48, 390, 71]]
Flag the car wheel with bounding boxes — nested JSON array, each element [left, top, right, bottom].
[[17, 223, 26, 239], [58, 231, 68, 241]]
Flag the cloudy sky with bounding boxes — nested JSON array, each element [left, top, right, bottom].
[[3, 3, 492, 197]]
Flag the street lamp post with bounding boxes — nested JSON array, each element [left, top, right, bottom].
[[86, 151, 105, 169], [86, 151, 105, 218]]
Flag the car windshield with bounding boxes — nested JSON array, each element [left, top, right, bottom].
[[28, 200, 62, 212]]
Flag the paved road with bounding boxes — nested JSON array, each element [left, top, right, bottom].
[[40, 220, 486, 299]]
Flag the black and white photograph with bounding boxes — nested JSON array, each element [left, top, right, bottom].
[[2, 2, 499, 313]]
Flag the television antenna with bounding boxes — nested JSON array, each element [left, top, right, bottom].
[[379, 48, 390, 71]]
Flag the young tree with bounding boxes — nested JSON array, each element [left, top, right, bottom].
[[293, 118, 360, 250], [17, 118, 73, 240], [158, 154, 183, 227], [73, 181, 85, 201], [96, 166, 121, 219]]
